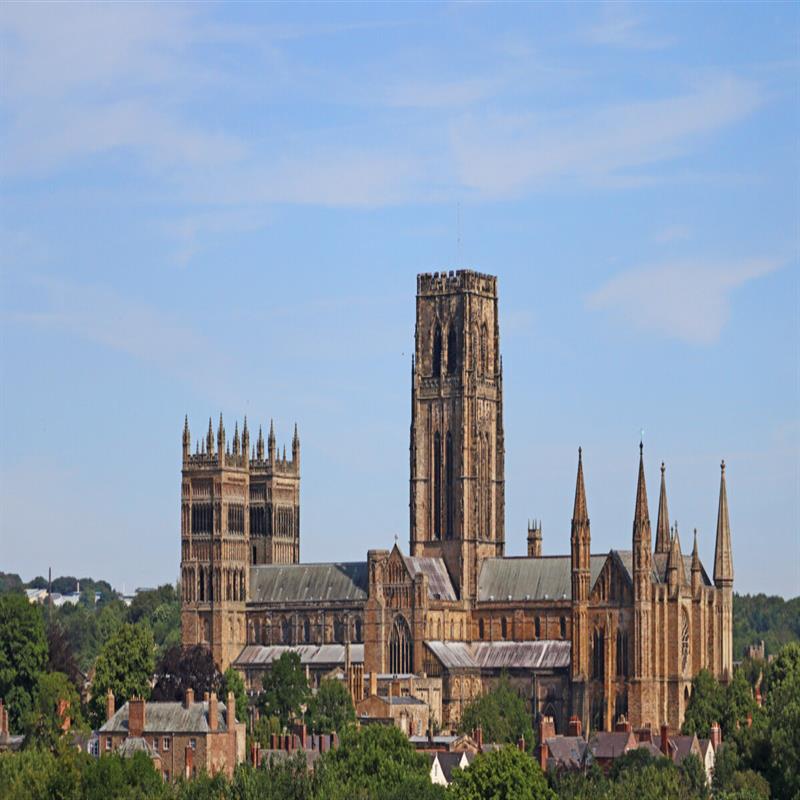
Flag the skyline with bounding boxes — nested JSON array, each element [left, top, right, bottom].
[[1, 2, 797, 597]]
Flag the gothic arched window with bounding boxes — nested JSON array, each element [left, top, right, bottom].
[[593, 629, 605, 680], [681, 608, 690, 674], [480, 323, 488, 376], [616, 630, 629, 678], [432, 324, 442, 375], [433, 431, 442, 540], [535, 617, 541, 639], [501, 617, 508, 639], [478, 619, 485, 640], [389, 615, 413, 674], [447, 326, 457, 374], [445, 432, 454, 539], [303, 618, 311, 643], [281, 617, 291, 645], [560, 616, 567, 639], [353, 617, 363, 643]]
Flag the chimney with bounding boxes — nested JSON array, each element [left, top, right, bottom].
[[57, 698, 71, 732], [128, 698, 145, 738], [567, 716, 582, 738], [184, 688, 194, 709], [391, 679, 401, 698], [185, 745, 194, 779], [538, 738, 549, 772], [227, 691, 236, 726], [660, 723, 670, 757], [475, 725, 483, 750], [369, 671, 378, 697], [637, 724, 652, 743], [615, 715, 632, 733], [710, 722, 722, 750], [539, 715, 556, 743], [106, 688, 115, 722], [208, 692, 218, 732], [517, 735, 525, 752]]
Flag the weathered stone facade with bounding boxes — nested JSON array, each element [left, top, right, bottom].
[[180, 269, 733, 735]]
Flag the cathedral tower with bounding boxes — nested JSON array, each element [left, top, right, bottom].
[[409, 270, 505, 600], [570, 448, 591, 728], [714, 460, 734, 680]]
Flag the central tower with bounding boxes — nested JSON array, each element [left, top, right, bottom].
[[409, 270, 505, 600]]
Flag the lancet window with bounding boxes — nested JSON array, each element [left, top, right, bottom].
[[389, 615, 413, 674]]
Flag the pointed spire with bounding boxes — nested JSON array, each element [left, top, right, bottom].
[[207, 417, 215, 456], [634, 441, 649, 526], [257, 425, 265, 460], [572, 447, 588, 522], [667, 521, 686, 589], [655, 461, 670, 553], [182, 415, 191, 458], [268, 419, 276, 462], [233, 421, 240, 455], [714, 460, 733, 588], [282, 444, 286, 462], [242, 416, 250, 460], [691, 528, 702, 592]]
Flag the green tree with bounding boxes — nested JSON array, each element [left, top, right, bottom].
[[712, 741, 741, 795], [605, 762, 687, 800], [90, 623, 155, 726], [24, 671, 83, 750], [765, 647, 800, 800], [682, 669, 725, 738], [458, 674, 534, 748], [152, 644, 221, 703], [259, 652, 309, 729], [221, 666, 248, 724], [81, 749, 170, 800], [449, 746, 556, 800], [0, 593, 48, 729], [308, 678, 355, 734], [679, 753, 709, 800], [315, 723, 444, 800]]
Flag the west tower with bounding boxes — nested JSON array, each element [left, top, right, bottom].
[[409, 270, 505, 600]]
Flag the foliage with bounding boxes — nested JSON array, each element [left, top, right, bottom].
[[221, 667, 248, 725], [679, 753, 709, 800], [733, 593, 800, 660], [764, 646, 800, 800], [90, 623, 155, 726], [449, 745, 555, 800], [45, 622, 82, 688], [0, 572, 24, 595], [259, 652, 310, 729], [458, 674, 535, 749], [24, 671, 83, 750], [251, 714, 281, 748], [0, 593, 48, 730], [308, 678, 355, 735], [314, 723, 444, 800], [682, 669, 725, 739], [152, 645, 221, 703]]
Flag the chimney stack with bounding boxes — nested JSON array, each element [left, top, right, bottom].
[[185, 745, 194, 779], [615, 715, 632, 733], [475, 725, 483, 750], [208, 692, 218, 731], [660, 723, 670, 757], [227, 691, 236, 726], [538, 738, 549, 772], [517, 735, 525, 752], [567, 716, 582, 737], [369, 671, 378, 697], [539, 715, 556, 743], [128, 698, 145, 738], [710, 722, 722, 750], [106, 688, 115, 722], [184, 688, 194, 709]]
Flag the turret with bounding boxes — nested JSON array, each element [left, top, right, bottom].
[[713, 461, 733, 588], [292, 423, 300, 468], [632, 442, 652, 601], [691, 529, 702, 595], [242, 417, 250, 467], [257, 425, 265, 461], [655, 462, 670, 554], [206, 417, 215, 456], [268, 419, 276, 463], [527, 520, 542, 558], [666, 523, 686, 596], [183, 415, 191, 462], [233, 421, 240, 456], [217, 414, 226, 466]]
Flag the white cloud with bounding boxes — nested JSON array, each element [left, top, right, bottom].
[[451, 75, 761, 196], [582, 5, 674, 50], [586, 258, 783, 344], [654, 224, 692, 244]]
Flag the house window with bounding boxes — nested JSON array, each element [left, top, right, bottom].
[[190, 738, 197, 750], [501, 617, 508, 639], [478, 619, 484, 640], [105, 736, 112, 751], [163, 737, 170, 751], [534, 617, 541, 639], [560, 616, 567, 639], [163, 770, 170, 782], [153, 738, 159, 750]]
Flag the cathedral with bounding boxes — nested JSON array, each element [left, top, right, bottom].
[[180, 269, 733, 735]]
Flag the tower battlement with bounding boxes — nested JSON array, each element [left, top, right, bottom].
[[417, 270, 497, 297]]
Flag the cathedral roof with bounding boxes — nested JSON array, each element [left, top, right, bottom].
[[614, 550, 712, 587], [233, 644, 364, 669], [248, 562, 368, 604], [403, 555, 457, 601], [476, 556, 605, 602], [425, 640, 570, 671]]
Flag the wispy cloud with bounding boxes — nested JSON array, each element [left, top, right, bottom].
[[451, 75, 761, 196], [582, 5, 674, 50], [586, 258, 783, 344], [654, 224, 692, 244]]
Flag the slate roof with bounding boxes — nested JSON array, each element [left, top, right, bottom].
[[403, 556, 457, 601], [638, 741, 664, 759], [435, 751, 473, 782], [100, 701, 233, 734], [670, 734, 700, 764], [388, 695, 427, 706], [234, 644, 364, 668], [425, 640, 570, 671], [249, 562, 368, 604], [477, 556, 606, 602], [588, 731, 636, 759], [545, 736, 590, 770], [615, 551, 712, 587]]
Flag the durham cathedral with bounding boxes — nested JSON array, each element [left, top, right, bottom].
[[180, 270, 734, 736]]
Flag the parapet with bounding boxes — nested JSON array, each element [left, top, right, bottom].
[[417, 270, 497, 297]]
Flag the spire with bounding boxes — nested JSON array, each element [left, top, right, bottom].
[[206, 417, 215, 456], [691, 528, 700, 570], [655, 462, 670, 553], [691, 528, 702, 593], [713, 460, 733, 588], [242, 416, 250, 459], [217, 413, 225, 465], [292, 422, 300, 468], [634, 441, 649, 527], [182, 415, 191, 459], [667, 522, 686, 591], [233, 421, 240, 455], [257, 425, 265, 460], [632, 442, 652, 601], [268, 418, 276, 462], [572, 447, 588, 522]]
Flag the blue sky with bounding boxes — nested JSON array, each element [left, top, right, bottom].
[[0, 2, 797, 597]]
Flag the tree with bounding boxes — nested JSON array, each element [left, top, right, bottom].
[[81, 750, 169, 800], [151, 644, 220, 703], [24, 671, 83, 750], [315, 724, 444, 800], [458, 674, 534, 748], [90, 623, 155, 726], [712, 741, 740, 795], [448, 746, 556, 800], [765, 646, 800, 800], [46, 622, 82, 689], [259, 652, 309, 729], [681, 669, 725, 739], [680, 753, 709, 800], [0, 593, 48, 729], [221, 666, 248, 724], [308, 678, 355, 734], [0, 572, 24, 595]]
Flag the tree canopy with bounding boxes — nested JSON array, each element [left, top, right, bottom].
[[259, 651, 310, 729], [151, 645, 221, 703], [221, 666, 248, 724], [308, 678, 355, 735], [458, 674, 534, 748], [449, 746, 555, 800]]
